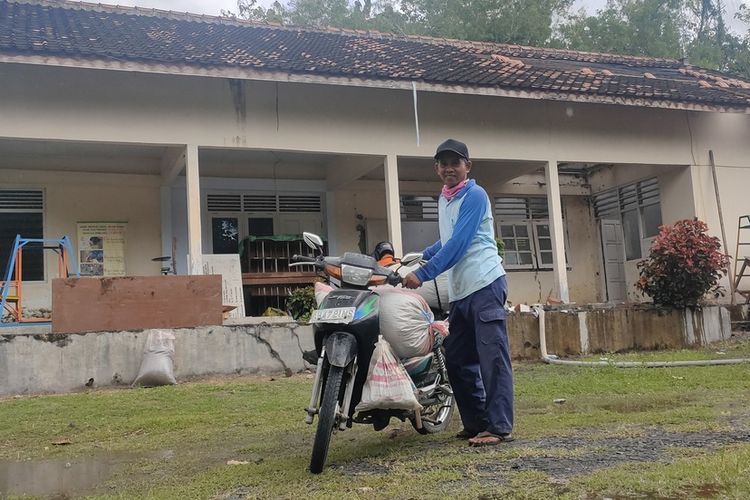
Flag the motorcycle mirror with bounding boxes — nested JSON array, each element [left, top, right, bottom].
[[401, 252, 423, 266], [303, 232, 324, 251]]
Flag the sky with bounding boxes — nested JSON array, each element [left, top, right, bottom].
[[102, 0, 748, 34]]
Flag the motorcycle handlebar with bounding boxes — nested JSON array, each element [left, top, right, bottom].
[[291, 253, 402, 287], [385, 272, 402, 287]]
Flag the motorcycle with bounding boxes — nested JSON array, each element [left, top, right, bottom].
[[291, 232, 454, 474]]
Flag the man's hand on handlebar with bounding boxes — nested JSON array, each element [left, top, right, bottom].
[[402, 272, 422, 289]]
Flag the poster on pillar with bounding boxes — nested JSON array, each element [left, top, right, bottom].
[[201, 254, 246, 319], [76, 222, 127, 277]]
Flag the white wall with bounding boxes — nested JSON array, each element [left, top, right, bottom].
[[1, 64, 749, 168], [2, 62, 750, 304], [0, 169, 162, 309]]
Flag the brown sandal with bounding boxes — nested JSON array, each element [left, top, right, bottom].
[[455, 429, 479, 439], [468, 431, 514, 447]]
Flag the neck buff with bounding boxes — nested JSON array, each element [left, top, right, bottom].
[[441, 179, 468, 201]]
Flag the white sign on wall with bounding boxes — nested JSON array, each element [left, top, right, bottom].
[[77, 222, 127, 277], [201, 254, 246, 319]]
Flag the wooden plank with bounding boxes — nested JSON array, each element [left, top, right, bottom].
[[242, 272, 319, 286], [52, 275, 222, 333]]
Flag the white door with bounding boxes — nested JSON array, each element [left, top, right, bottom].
[[600, 219, 627, 302]]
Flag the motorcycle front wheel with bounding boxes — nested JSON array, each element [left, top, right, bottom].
[[309, 363, 344, 474]]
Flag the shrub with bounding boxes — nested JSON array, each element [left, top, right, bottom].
[[495, 238, 505, 257], [636, 219, 729, 307], [286, 286, 316, 322]]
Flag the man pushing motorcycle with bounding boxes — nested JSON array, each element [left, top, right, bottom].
[[402, 139, 514, 447]]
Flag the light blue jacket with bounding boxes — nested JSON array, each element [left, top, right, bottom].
[[414, 179, 505, 302]]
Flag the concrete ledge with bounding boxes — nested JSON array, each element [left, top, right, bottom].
[[0, 321, 314, 396], [0, 305, 735, 396], [507, 304, 733, 360]]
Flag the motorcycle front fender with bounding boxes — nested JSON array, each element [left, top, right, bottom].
[[325, 331, 358, 368]]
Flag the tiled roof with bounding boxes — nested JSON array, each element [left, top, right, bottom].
[[2, 0, 750, 110]]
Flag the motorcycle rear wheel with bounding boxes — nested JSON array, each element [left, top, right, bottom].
[[411, 384, 454, 434], [309, 363, 344, 474]]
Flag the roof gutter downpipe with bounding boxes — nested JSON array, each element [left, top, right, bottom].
[[532, 305, 750, 368], [412, 81, 420, 147]]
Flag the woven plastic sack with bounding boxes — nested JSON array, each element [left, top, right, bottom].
[[133, 330, 177, 387], [387, 262, 449, 314], [355, 336, 421, 412], [314, 281, 334, 306], [375, 287, 448, 358]]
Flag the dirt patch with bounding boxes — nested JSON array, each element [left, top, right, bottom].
[[498, 427, 750, 479], [333, 417, 750, 481]]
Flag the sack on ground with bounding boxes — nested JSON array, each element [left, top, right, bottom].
[[355, 336, 421, 412], [374, 287, 448, 358], [133, 330, 177, 387]]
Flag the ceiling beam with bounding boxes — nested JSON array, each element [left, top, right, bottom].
[[325, 157, 382, 190], [160, 146, 186, 185]]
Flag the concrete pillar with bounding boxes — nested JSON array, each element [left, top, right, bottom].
[[545, 159, 570, 303], [185, 144, 203, 275], [384, 154, 404, 256], [159, 185, 173, 271], [325, 190, 337, 255]]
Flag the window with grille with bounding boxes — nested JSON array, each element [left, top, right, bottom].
[[0, 190, 44, 281], [400, 196, 439, 221], [495, 196, 566, 270], [593, 178, 662, 260], [206, 192, 323, 254]]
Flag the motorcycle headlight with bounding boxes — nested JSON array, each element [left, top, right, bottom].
[[341, 264, 373, 286]]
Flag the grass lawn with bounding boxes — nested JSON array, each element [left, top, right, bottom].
[[1, 336, 749, 499]]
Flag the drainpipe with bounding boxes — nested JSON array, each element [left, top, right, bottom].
[[533, 305, 750, 368]]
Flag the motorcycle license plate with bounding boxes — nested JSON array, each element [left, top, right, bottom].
[[311, 307, 355, 324]]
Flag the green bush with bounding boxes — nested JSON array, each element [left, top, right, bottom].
[[636, 219, 729, 307], [286, 286, 316, 322], [495, 238, 505, 257]]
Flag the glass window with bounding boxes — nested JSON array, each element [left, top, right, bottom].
[[495, 197, 570, 271], [642, 204, 662, 238], [0, 213, 44, 281], [211, 217, 239, 254], [501, 223, 534, 269], [498, 220, 568, 270], [593, 178, 662, 260], [248, 217, 274, 237], [622, 210, 641, 260]]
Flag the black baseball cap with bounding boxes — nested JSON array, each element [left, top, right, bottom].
[[434, 139, 469, 160]]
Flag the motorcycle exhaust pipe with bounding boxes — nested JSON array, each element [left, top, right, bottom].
[[414, 408, 423, 430]]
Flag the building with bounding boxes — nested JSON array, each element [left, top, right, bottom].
[[1, 0, 749, 315]]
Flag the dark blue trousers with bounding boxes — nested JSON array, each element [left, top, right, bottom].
[[444, 276, 513, 435]]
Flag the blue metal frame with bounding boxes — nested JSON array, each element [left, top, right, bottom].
[[0, 235, 80, 327]]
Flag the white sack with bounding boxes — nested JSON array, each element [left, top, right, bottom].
[[388, 262, 449, 314], [355, 336, 421, 412], [375, 287, 448, 359], [314, 282, 334, 307], [133, 330, 177, 387]]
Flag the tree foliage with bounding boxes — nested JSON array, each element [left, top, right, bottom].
[[224, 0, 750, 78], [636, 219, 730, 308], [559, 0, 685, 58], [399, 0, 573, 45]]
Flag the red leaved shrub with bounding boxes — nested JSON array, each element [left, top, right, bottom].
[[636, 219, 729, 307]]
